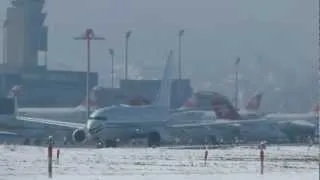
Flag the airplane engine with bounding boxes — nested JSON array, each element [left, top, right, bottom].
[[72, 128, 87, 144]]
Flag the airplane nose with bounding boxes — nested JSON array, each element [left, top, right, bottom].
[[87, 120, 103, 135]]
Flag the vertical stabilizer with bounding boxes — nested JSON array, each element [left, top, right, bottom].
[[245, 92, 263, 111], [7, 85, 22, 116], [210, 92, 241, 120], [153, 50, 174, 108], [76, 87, 99, 111]]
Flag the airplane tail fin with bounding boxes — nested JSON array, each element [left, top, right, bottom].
[[181, 95, 198, 109], [311, 104, 320, 113], [7, 85, 22, 116], [210, 92, 241, 120], [153, 50, 174, 108], [245, 92, 263, 111], [76, 86, 100, 111]]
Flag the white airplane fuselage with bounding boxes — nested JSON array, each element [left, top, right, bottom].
[[85, 107, 289, 145], [85, 105, 173, 143]]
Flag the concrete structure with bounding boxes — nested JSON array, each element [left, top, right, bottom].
[[0, 0, 98, 107], [0, 66, 98, 107], [3, 0, 47, 70]]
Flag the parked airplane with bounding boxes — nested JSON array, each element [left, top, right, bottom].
[[8, 85, 100, 123]]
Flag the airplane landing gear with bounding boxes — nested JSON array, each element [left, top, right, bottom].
[[23, 138, 30, 145], [147, 132, 161, 147], [96, 139, 104, 148], [34, 138, 41, 146], [105, 140, 117, 148]]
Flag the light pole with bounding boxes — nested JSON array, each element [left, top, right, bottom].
[[317, 0, 320, 178], [1, 19, 8, 64], [234, 57, 240, 110], [109, 48, 115, 88], [74, 29, 105, 119], [178, 29, 184, 80], [124, 30, 132, 80]]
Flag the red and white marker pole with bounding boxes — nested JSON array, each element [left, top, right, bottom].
[[57, 149, 60, 164], [204, 148, 208, 166], [260, 146, 264, 175], [48, 136, 53, 178]]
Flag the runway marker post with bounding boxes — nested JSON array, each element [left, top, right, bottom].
[[56, 148, 60, 164], [259, 142, 265, 175], [48, 136, 53, 178], [204, 149, 208, 166]]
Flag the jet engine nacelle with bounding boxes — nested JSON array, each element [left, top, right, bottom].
[[72, 128, 87, 144]]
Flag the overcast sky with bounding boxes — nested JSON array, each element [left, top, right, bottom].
[[0, 0, 317, 91]]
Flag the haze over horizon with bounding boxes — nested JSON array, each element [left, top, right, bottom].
[[0, 0, 317, 104]]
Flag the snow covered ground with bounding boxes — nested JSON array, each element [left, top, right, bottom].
[[0, 145, 317, 180]]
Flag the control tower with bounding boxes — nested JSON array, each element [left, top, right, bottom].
[[0, 0, 98, 107], [3, 0, 47, 70]]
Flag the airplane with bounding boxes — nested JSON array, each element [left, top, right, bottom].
[[8, 85, 100, 123]]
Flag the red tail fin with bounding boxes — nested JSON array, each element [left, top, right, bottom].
[[181, 92, 241, 120], [245, 92, 263, 111], [7, 85, 22, 98], [182, 95, 197, 108], [210, 92, 241, 120], [312, 104, 320, 113], [77, 87, 100, 110]]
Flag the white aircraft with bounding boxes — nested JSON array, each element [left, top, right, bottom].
[[8, 85, 100, 123]]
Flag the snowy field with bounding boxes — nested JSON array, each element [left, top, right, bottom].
[[0, 145, 317, 180]]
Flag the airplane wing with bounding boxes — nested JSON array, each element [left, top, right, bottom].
[[15, 116, 85, 129], [277, 120, 315, 128], [169, 116, 316, 129], [168, 118, 272, 128], [102, 121, 164, 128], [0, 131, 19, 136]]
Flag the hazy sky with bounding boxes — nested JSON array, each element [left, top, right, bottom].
[[0, 0, 317, 91]]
